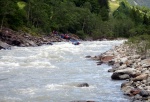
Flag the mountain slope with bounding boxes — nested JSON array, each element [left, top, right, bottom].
[[126, 0, 150, 8]]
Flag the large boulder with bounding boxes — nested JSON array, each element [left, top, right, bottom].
[[115, 68, 136, 76], [111, 72, 130, 80], [111, 68, 137, 80]]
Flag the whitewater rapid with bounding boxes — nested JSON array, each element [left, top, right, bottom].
[[0, 41, 130, 102]]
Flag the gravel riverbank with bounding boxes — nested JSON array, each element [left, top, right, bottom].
[[90, 42, 150, 102]]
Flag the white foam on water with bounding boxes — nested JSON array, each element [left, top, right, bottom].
[[0, 40, 130, 102], [15, 87, 38, 95]]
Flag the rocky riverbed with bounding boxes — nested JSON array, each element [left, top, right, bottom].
[[0, 28, 80, 50], [89, 42, 150, 102]]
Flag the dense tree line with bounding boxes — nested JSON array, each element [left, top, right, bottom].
[[0, 0, 109, 39], [0, 0, 150, 40], [113, 0, 150, 38]]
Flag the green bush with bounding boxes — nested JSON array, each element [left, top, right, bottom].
[[128, 34, 150, 57]]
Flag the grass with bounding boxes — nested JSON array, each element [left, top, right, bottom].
[[109, 1, 120, 13], [17, 1, 26, 9]]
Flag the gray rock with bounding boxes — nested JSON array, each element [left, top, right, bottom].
[[85, 56, 91, 58], [132, 94, 143, 101], [121, 81, 133, 88], [139, 90, 149, 97], [111, 72, 130, 80], [122, 86, 134, 95], [119, 74, 130, 79], [108, 68, 116, 72], [77, 83, 89, 87], [0, 41, 11, 50], [132, 74, 148, 81], [108, 60, 115, 66], [115, 68, 136, 75]]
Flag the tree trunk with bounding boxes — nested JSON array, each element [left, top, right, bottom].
[[0, 15, 5, 31]]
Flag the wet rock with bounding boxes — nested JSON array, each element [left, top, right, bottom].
[[111, 72, 130, 80], [91, 56, 100, 60], [108, 68, 116, 72], [0, 41, 11, 50], [97, 61, 103, 65], [108, 60, 115, 66], [77, 83, 89, 87], [85, 56, 91, 58], [139, 90, 149, 97]]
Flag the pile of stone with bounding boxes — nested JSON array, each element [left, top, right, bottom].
[[0, 28, 80, 50], [90, 43, 150, 101]]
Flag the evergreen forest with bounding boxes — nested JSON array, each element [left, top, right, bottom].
[[0, 0, 150, 40]]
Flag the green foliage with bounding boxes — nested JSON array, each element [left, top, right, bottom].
[[109, 1, 119, 13], [22, 26, 41, 36], [113, 1, 131, 19], [113, 18, 134, 37], [112, 0, 150, 38], [76, 30, 86, 39], [128, 34, 150, 57], [17, 1, 26, 9], [0, 0, 150, 40]]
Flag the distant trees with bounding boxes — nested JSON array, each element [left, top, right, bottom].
[[0, 0, 150, 40], [0, 0, 28, 31], [112, 0, 150, 37], [0, 0, 111, 38]]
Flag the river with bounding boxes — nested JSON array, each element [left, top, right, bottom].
[[0, 41, 130, 102]]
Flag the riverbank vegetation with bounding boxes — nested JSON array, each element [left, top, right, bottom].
[[0, 0, 150, 40]]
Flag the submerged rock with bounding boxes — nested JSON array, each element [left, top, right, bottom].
[[77, 83, 89, 87]]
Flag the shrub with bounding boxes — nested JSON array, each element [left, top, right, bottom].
[[128, 34, 150, 57]]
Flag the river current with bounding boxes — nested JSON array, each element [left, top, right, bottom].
[[0, 41, 130, 102]]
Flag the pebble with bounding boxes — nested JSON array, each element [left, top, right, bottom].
[[91, 43, 150, 101]]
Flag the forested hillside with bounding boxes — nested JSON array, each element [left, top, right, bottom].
[[0, 0, 150, 40]]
